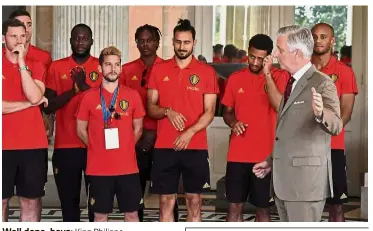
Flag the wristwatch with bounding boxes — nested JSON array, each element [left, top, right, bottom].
[[315, 111, 324, 123], [19, 65, 29, 71], [164, 108, 171, 116]]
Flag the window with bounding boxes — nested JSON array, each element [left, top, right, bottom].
[[213, 5, 250, 50]]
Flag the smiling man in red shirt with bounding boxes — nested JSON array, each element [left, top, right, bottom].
[[77, 46, 145, 222], [43, 24, 100, 222], [222, 34, 289, 222], [147, 19, 219, 222], [311, 23, 358, 222], [2, 18, 48, 222]]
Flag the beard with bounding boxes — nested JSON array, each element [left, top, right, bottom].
[[249, 64, 263, 74], [313, 45, 331, 56], [174, 47, 193, 60], [72, 47, 91, 58], [103, 73, 120, 83]]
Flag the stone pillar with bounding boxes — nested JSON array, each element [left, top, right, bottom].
[[193, 6, 213, 62], [225, 6, 234, 45], [35, 6, 53, 53], [247, 6, 294, 41], [349, 5, 368, 197], [268, 6, 295, 39], [52, 6, 129, 61]]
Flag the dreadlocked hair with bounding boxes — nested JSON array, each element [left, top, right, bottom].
[[135, 24, 162, 42]]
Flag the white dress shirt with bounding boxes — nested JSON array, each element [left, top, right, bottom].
[[291, 62, 312, 92]]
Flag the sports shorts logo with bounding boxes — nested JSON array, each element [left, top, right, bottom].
[[330, 73, 338, 83], [90, 198, 95, 206], [189, 74, 200, 85], [89, 71, 99, 82], [119, 100, 129, 111]]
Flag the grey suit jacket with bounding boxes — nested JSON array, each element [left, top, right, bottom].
[[267, 65, 343, 202]]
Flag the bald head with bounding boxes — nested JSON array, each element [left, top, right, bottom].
[[312, 23, 334, 37], [311, 23, 335, 56]]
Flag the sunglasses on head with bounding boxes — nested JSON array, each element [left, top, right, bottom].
[[141, 69, 148, 87], [109, 105, 121, 120]]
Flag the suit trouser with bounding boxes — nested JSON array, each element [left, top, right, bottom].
[[275, 196, 326, 222], [52, 148, 94, 222]]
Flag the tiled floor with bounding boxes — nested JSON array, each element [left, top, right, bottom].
[[7, 157, 366, 222], [8, 193, 367, 222]]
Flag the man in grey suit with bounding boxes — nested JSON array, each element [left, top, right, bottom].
[[252, 25, 343, 222]]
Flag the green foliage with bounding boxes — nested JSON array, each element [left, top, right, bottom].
[[295, 6, 348, 53]]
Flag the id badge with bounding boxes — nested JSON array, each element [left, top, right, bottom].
[[104, 128, 119, 150]]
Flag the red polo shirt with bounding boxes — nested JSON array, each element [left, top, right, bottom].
[[2, 53, 48, 150], [222, 67, 290, 163], [147, 56, 220, 150], [45, 55, 102, 149], [120, 56, 163, 131], [213, 57, 224, 63], [76, 85, 145, 176], [319, 56, 358, 150]]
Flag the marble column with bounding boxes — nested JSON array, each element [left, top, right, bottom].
[[348, 5, 368, 197], [248, 6, 294, 41], [52, 6, 129, 61], [192, 6, 213, 62]]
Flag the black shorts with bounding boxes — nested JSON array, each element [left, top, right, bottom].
[[88, 173, 144, 213], [327, 149, 348, 205], [136, 146, 153, 182], [225, 162, 274, 208], [150, 148, 210, 194], [2, 149, 47, 199]]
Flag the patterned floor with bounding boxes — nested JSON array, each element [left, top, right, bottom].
[[7, 207, 366, 222], [7, 185, 367, 222]]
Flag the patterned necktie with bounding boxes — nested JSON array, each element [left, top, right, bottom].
[[283, 77, 296, 108]]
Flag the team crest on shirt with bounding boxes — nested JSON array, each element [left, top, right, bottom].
[[89, 71, 99, 82], [264, 84, 268, 93], [119, 100, 129, 111], [189, 74, 200, 85], [132, 76, 138, 80], [61, 74, 67, 80], [329, 73, 339, 83]]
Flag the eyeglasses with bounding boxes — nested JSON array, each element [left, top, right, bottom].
[[141, 69, 148, 87], [109, 105, 121, 120]]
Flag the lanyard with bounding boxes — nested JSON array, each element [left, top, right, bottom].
[[100, 85, 119, 128]]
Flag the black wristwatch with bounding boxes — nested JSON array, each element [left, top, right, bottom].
[[315, 111, 324, 123]]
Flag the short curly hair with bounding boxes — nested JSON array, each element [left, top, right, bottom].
[[248, 34, 273, 55]]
